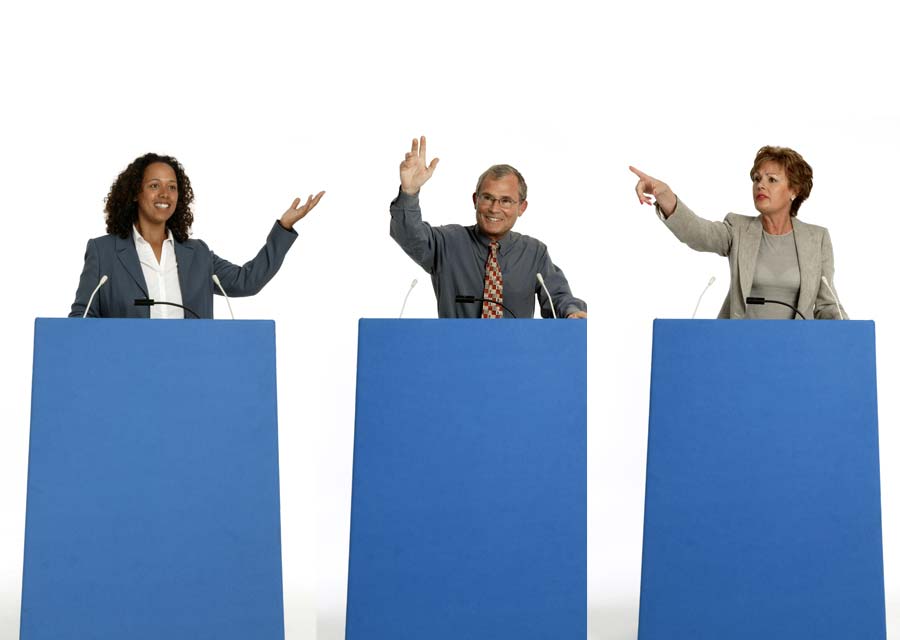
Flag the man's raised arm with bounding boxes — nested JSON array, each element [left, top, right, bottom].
[[390, 135, 443, 273]]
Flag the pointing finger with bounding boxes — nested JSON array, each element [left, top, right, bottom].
[[629, 165, 650, 180]]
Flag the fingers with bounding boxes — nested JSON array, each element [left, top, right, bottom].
[[403, 138, 420, 170], [420, 136, 437, 174], [629, 166, 655, 205], [308, 190, 325, 209], [636, 185, 653, 205], [287, 191, 326, 213], [410, 136, 427, 160], [297, 191, 325, 210], [628, 165, 650, 180], [404, 136, 430, 170], [408, 135, 429, 161], [279, 191, 324, 229], [400, 136, 436, 192]]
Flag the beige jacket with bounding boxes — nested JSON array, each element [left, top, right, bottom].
[[660, 199, 847, 319]]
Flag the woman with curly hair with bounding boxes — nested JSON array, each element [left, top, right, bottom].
[[69, 153, 324, 318], [630, 146, 847, 320]]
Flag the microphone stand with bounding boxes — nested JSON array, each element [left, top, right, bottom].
[[134, 298, 201, 319], [455, 295, 518, 318], [745, 297, 806, 320]]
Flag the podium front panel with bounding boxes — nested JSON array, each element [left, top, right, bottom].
[[639, 320, 885, 640], [21, 319, 285, 640], [346, 319, 586, 640]]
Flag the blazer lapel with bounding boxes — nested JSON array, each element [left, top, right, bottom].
[[792, 218, 816, 314], [737, 217, 763, 302], [115, 235, 148, 297], [174, 240, 195, 298]]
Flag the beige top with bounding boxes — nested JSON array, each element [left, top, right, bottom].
[[658, 199, 847, 319], [747, 230, 801, 319]]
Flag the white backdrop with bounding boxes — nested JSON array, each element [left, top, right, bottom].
[[1, 1, 897, 639]]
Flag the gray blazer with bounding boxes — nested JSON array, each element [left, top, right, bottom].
[[661, 199, 847, 319], [69, 221, 297, 319]]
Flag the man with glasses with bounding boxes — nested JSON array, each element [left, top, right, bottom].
[[389, 136, 587, 319]]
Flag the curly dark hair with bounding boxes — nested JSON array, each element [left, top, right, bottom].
[[105, 153, 195, 241], [750, 146, 813, 217]]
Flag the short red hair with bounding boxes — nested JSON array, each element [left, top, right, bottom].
[[750, 146, 813, 217]]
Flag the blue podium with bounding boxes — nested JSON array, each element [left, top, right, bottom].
[[639, 320, 886, 639], [21, 319, 285, 640], [346, 320, 586, 639]]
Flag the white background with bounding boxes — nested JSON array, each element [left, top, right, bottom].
[[1, 1, 897, 638]]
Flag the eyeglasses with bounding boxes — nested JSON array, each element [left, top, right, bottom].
[[477, 193, 519, 209]]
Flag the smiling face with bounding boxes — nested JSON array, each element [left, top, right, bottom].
[[751, 160, 796, 218], [472, 174, 527, 241], [135, 162, 178, 229]]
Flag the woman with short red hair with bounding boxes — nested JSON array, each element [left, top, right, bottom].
[[630, 146, 846, 320]]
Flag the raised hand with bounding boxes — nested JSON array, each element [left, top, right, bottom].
[[280, 191, 326, 230], [629, 166, 676, 217], [400, 136, 440, 195]]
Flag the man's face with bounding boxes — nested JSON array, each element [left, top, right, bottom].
[[472, 174, 527, 241]]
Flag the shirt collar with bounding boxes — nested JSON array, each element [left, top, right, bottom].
[[133, 225, 175, 246], [473, 226, 518, 254]]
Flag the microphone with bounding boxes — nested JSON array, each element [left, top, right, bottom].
[[399, 278, 418, 318], [211, 274, 235, 320], [535, 273, 557, 319], [745, 296, 806, 320], [134, 298, 201, 319], [820, 276, 845, 320], [82, 275, 108, 318], [455, 294, 518, 318], [692, 276, 716, 319]]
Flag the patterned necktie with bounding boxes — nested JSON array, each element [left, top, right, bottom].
[[481, 241, 503, 319]]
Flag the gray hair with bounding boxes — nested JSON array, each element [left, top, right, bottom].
[[475, 164, 527, 202]]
